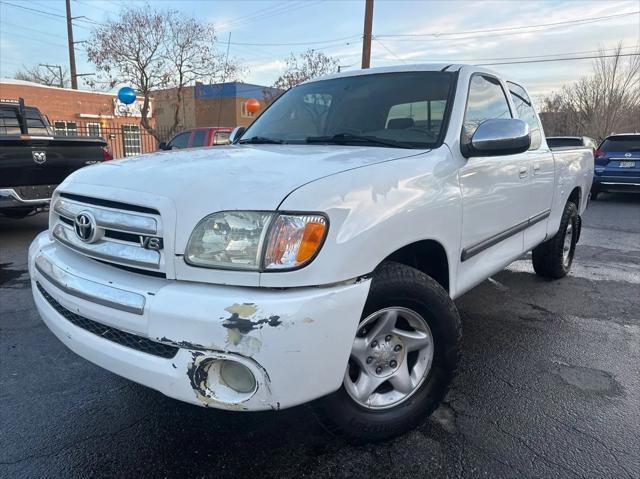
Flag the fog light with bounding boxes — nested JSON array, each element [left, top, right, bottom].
[[218, 360, 256, 393]]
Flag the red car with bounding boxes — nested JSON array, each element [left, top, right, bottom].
[[160, 127, 233, 150]]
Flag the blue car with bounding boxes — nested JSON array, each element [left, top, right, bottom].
[[591, 133, 640, 199]]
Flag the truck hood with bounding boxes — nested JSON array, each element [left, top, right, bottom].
[[65, 144, 426, 212]]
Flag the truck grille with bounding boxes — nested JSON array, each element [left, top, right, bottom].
[[51, 193, 165, 273], [37, 282, 178, 359], [13, 184, 58, 201]]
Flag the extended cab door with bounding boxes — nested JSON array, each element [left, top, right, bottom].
[[507, 82, 554, 250], [457, 74, 530, 293]]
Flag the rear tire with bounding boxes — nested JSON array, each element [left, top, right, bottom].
[[313, 262, 461, 442], [532, 201, 578, 279]]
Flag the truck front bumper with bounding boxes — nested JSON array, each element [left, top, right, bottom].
[[29, 232, 371, 411]]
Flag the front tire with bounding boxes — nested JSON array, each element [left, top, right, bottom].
[[313, 262, 461, 442], [532, 201, 578, 279]]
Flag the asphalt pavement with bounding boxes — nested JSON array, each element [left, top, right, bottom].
[[1, 193, 639, 478]]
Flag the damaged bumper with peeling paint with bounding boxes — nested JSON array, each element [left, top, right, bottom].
[[29, 232, 371, 411]]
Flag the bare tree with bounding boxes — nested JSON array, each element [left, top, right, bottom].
[[14, 65, 69, 88], [272, 49, 339, 91], [85, 5, 243, 140], [540, 44, 640, 141]]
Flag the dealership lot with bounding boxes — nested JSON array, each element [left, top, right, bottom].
[[1, 194, 638, 478]]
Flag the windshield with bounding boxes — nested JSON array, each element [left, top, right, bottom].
[[241, 71, 455, 149], [600, 135, 640, 152]]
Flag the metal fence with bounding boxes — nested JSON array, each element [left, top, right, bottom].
[[54, 123, 174, 159]]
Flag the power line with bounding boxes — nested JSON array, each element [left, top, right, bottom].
[[0, 28, 68, 48], [376, 10, 640, 39], [227, 34, 361, 47], [478, 53, 640, 67], [376, 46, 639, 64], [374, 39, 406, 64], [0, 20, 66, 40], [0, 1, 94, 30]]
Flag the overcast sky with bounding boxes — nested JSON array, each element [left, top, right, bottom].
[[1, 0, 639, 99]]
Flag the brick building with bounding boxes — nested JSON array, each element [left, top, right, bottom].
[[0, 78, 156, 158], [153, 82, 282, 132]]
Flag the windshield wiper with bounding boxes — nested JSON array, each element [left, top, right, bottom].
[[238, 136, 284, 144], [305, 133, 412, 149]]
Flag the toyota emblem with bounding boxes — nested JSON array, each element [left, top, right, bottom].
[[32, 151, 47, 164], [74, 212, 96, 243]]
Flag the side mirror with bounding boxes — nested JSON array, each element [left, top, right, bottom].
[[230, 126, 246, 144], [159, 142, 171, 150], [463, 119, 530, 158]]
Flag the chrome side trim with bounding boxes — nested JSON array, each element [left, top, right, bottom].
[[54, 198, 157, 235], [461, 209, 551, 262], [53, 223, 161, 269], [0, 188, 52, 205], [600, 182, 640, 186], [35, 254, 145, 314]]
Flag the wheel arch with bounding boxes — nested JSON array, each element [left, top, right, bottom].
[[378, 239, 450, 293], [568, 186, 582, 210]]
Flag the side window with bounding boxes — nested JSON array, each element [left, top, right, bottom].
[[507, 82, 542, 150], [462, 75, 511, 145], [191, 130, 206, 147], [169, 132, 190, 149]]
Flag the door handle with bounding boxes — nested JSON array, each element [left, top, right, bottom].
[[533, 164, 541, 176], [519, 167, 528, 179]]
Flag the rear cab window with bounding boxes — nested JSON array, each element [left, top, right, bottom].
[[547, 138, 584, 148], [0, 107, 21, 135]]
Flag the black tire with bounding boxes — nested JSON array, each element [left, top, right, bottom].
[[312, 261, 461, 442], [532, 201, 578, 279], [590, 189, 599, 200]]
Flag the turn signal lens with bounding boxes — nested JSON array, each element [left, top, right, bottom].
[[264, 214, 327, 270]]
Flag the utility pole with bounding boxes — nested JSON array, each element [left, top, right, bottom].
[[65, 0, 78, 89], [361, 0, 374, 69]]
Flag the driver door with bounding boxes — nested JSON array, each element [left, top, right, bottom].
[[457, 75, 531, 293]]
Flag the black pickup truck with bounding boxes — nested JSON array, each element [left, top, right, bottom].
[[0, 99, 112, 218]]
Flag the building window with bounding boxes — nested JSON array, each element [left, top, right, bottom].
[[122, 124, 141, 157], [86, 122, 102, 138], [240, 101, 256, 118], [54, 121, 77, 136]]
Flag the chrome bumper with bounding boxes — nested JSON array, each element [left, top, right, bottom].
[[0, 188, 51, 208], [34, 254, 146, 314]]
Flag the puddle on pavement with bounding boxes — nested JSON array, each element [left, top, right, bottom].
[[0, 262, 29, 288]]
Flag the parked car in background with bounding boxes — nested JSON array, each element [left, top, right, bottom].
[[29, 64, 593, 441], [591, 133, 640, 199], [0, 99, 112, 219], [547, 136, 597, 153], [159, 127, 233, 150]]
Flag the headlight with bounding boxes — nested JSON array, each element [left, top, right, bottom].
[[185, 211, 328, 271]]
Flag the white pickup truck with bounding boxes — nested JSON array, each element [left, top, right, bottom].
[[29, 64, 593, 441]]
